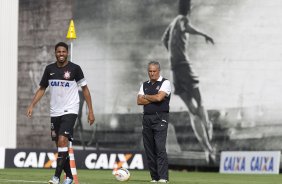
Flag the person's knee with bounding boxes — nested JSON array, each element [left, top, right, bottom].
[[156, 145, 167, 154], [179, 92, 203, 115], [187, 101, 198, 114], [57, 135, 68, 147]]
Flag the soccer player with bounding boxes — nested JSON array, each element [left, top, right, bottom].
[[162, 0, 215, 162], [26, 42, 95, 184]]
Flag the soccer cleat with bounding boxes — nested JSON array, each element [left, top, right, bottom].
[[158, 179, 169, 183], [150, 180, 157, 182], [205, 148, 217, 164], [48, 176, 59, 184], [62, 177, 73, 184], [209, 148, 217, 164]]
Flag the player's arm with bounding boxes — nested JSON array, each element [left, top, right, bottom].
[[182, 19, 214, 44], [162, 26, 170, 50], [186, 24, 214, 44], [81, 85, 95, 125], [26, 86, 46, 118]]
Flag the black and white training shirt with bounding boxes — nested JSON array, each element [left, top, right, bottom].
[[40, 61, 87, 117]]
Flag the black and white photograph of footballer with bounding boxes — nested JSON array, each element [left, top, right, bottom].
[[18, 0, 282, 167]]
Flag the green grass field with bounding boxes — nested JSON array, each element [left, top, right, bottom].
[[0, 168, 282, 184]]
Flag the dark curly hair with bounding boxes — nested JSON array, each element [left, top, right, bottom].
[[55, 42, 68, 51]]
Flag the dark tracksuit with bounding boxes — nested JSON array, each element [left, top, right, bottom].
[[142, 78, 170, 181]]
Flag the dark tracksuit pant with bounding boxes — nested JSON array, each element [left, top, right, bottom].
[[142, 112, 169, 181]]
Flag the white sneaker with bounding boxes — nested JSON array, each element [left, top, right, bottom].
[[150, 180, 157, 182], [158, 179, 169, 183], [209, 148, 217, 164], [62, 177, 73, 184], [48, 176, 59, 184]]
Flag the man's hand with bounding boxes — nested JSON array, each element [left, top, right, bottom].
[[25, 87, 46, 119], [205, 35, 214, 45], [88, 112, 95, 125], [26, 106, 33, 118], [137, 94, 151, 105]]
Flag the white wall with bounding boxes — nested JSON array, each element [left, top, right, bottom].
[[0, 0, 18, 148]]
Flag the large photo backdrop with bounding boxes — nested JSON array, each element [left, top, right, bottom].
[[18, 0, 282, 166]]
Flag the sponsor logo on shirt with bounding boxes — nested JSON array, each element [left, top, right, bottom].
[[50, 81, 70, 87]]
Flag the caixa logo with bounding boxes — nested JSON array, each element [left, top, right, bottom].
[[85, 153, 144, 170], [224, 156, 246, 171], [13, 152, 57, 168], [50, 81, 70, 87], [250, 156, 274, 171]]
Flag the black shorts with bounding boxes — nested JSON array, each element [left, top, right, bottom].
[[50, 114, 77, 141], [172, 63, 199, 95]]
